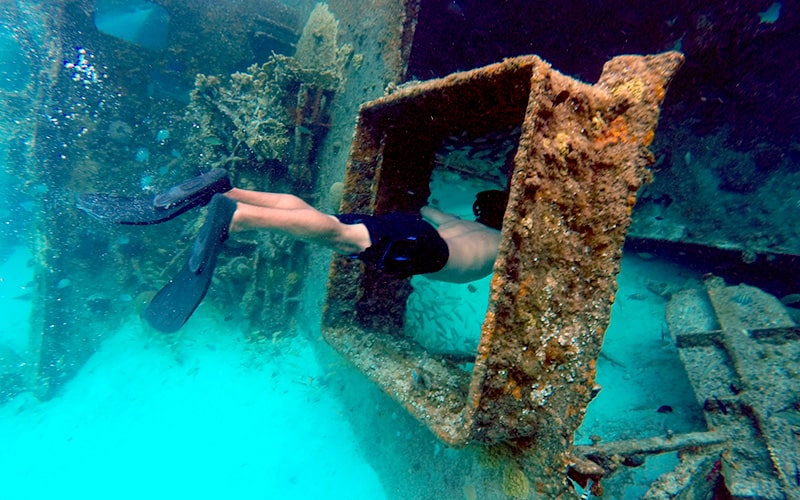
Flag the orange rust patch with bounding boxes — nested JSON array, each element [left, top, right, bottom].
[[626, 194, 637, 215], [564, 403, 583, 419], [642, 129, 655, 146], [505, 378, 523, 401], [595, 116, 630, 147], [544, 341, 567, 366], [654, 84, 666, 102]]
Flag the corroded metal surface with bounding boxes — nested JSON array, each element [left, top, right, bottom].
[[322, 52, 682, 493], [666, 279, 800, 499]]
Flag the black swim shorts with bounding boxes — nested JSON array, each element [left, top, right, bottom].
[[336, 213, 449, 278]]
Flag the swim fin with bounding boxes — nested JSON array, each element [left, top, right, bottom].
[[76, 168, 232, 225], [143, 194, 237, 332], [143, 256, 219, 333]]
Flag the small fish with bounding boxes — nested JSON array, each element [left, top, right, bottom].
[[445, 0, 465, 19], [731, 292, 752, 306], [780, 294, 800, 307], [203, 136, 224, 146], [411, 368, 423, 387]]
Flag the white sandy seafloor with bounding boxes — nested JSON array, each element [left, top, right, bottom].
[[0, 247, 385, 499], [0, 239, 710, 499]]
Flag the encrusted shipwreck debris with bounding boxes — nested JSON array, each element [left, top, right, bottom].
[[322, 51, 683, 496], [173, 4, 354, 336], [654, 278, 800, 499], [185, 3, 352, 192]]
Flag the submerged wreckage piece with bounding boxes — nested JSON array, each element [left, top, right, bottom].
[[661, 278, 800, 499], [322, 52, 683, 490]]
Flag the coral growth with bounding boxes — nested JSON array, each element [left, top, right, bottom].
[[502, 464, 530, 499], [477, 444, 512, 469], [294, 3, 352, 76], [184, 2, 351, 191], [189, 63, 293, 165]]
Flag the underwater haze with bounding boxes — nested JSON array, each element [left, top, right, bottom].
[[1, 1, 799, 499]]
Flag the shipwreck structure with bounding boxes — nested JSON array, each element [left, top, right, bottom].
[[322, 51, 685, 495], [5, 0, 797, 497]]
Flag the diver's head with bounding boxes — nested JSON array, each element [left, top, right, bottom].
[[473, 190, 509, 230]]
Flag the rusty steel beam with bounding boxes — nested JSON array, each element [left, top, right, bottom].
[[322, 51, 682, 493]]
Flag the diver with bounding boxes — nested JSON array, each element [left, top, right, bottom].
[[77, 169, 508, 332]]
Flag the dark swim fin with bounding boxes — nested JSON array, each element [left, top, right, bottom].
[[143, 195, 237, 332], [76, 168, 232, 225], [143, 257, 219, 333], [76, 193, 181, 226]]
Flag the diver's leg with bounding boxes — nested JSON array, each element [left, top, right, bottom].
[[145, 193, 368, 332], [225, 188, 314, 210], [230, 202, 369, 255]]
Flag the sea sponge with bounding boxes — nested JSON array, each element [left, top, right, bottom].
[[502, 464, 530, 499], [328, 181, 344, 210], [294, 3, 352, 80], [610, 77, 645, 102], [295, 3, 339, 73], [477, 444, 510, 469], [107, 120, 133, 144], [554, 132, 571, 158]]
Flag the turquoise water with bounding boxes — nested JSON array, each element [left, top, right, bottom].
[[1, 1, 798, 499], [0, 243, 705, 499], [0, 259, 384, 497]]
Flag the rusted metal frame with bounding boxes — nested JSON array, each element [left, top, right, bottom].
[[322, 53, 684, 458]]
